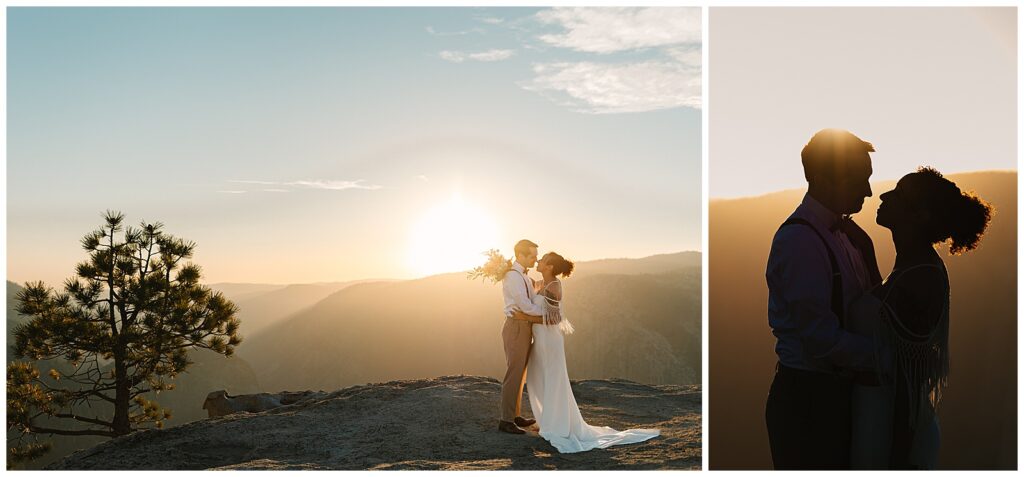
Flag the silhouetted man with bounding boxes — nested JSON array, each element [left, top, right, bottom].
[[765, 128, 883, 469]]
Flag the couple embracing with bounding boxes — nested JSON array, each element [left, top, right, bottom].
[[765, 128, 993, 469], [497, 239, 660, 453]]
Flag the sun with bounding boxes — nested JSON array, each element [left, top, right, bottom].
[[407, 196, 499, 278]]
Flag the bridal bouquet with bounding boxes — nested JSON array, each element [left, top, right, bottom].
[[467, 249, 512, 284]]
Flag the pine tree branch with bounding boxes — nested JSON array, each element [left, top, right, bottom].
[[51, 413, 113, 428], [35, 378, 117, 405], [47, 357, 105, 387], [81, 388, 117, 404], [26, 424, 116, 438], [128, 387, 152, 398], [59, 373, 99, 388]]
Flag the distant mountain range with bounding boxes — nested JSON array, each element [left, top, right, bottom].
[[709, 171, 1016, 470], [232, 252, 701, 393], [208, 281, 389, 338]]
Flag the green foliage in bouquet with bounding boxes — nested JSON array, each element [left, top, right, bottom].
[[467, 249, 513, 284]]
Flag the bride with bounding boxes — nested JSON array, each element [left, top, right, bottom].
[[520, 251, 660, 453], [847, 167, 992, 469]]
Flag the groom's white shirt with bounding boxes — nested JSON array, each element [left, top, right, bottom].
[[503, 262, 546, 318]]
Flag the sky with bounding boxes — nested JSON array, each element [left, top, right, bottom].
[[710, 7, 1017, 199], [6, 7, 702, 286]]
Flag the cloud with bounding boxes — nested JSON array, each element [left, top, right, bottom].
[[224, 179, 382, 192], [426, 26, 485, 36], [283, 180, 383, 191], [416, 175, 430, 182], [217, 190, 247, 194], [228, 179, 278, 185], [520, 8, 702, 113], [430, 7, 701, 113], [523, 60, 701, 114], [439, 49, 515, 63], [665, 46, 702, 69], [535, 7, 700, 54]]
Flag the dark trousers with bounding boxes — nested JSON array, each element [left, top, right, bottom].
[[765, 363, 853, 470]]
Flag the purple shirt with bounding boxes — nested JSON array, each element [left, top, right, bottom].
[[766, 193, 876, 373]]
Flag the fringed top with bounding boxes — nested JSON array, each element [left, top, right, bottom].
[[876, 263, 950, 426], [538, 279, 574, 335]]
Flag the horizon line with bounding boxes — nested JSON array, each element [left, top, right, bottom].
[[204, 249, 705, 286], [5, 249, 704, 289], [710, 168, 1017, 202]]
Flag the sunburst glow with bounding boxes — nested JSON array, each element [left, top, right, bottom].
[[407, 196, 499, 278]]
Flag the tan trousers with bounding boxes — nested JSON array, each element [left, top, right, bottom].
[[500, 316, 533, 422]]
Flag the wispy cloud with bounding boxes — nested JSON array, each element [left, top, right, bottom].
[[479, 17, 505, 25], [439, 49, 516, 63], [223, 179, 383, 192], [228, 179, 278, 185], [535, 7, 700, 54], [426, 26, 485, 36], [284, 180, 383, 191], [416, 175, 430, 182], [523, 60, 701, 114], [217, 190, 247, 194]]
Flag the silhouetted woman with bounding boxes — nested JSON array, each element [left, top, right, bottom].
[[848, 166, 993, 469]]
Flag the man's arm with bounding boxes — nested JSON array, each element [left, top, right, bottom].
[[512, 310, 544, 324], [767, 227, 875, 371]]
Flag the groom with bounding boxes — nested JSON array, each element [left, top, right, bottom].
[[498, 239, 546, 434], [764, 129, 884, 469]]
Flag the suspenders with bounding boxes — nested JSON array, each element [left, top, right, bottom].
[[516, 270, 533, 299], [779, 218, 845, 328]]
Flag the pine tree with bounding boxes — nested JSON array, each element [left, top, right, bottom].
[[7, 211, 241, 466]]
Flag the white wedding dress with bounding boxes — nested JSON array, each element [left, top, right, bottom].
[[525, 279, 660, 453]]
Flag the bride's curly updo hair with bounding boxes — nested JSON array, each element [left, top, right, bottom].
[[914, 166, 993, 255], [545, 252, 575, 278]]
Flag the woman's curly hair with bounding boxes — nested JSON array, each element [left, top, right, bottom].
[[915, 166, 993, 255], [544, 252, 575, 278]]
